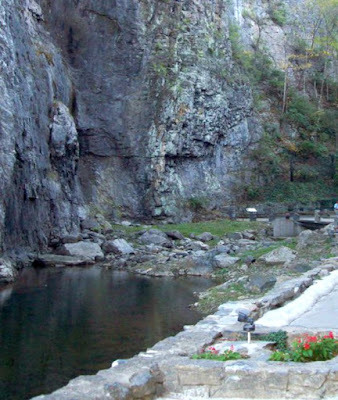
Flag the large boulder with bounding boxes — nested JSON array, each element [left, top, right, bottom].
[[214, 254, 240, 269], [139, 230, 173, 248], [0, 259, 17, 283], [259, 246, 297, 265], [58, 241, 104, 261], [297, 230, 326, 250], [175, 253, 214, 276], [103, 239, 135, 255]]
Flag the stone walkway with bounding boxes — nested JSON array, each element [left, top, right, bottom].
[[33, 257, 338, 400]]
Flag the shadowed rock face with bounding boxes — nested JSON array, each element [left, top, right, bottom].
[[0, 0, 83, 254], [39, 0, 261, 217], [0, 0, 261, 253]]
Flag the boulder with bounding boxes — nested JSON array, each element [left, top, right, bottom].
[[246, 274, 277, 293], [297, 230, 325, 250], [196, 232, 214, 242], [139, 230, 173, 248], [259, 246, 296, 265], [103, 239, 135, 255], [165, 230, 185, 240], [184, 240, 210, 251], [58, 241, 104, 260], [227, 232, 243, 240], [81, 218, 102, 231], [214, 254, 240, 269], [175, 254, 214, 275], [0, 259, 17, 283], [34, 254, 95, 267], [242, 231, 255, 240]]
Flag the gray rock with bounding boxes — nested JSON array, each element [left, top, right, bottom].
[[103, 239, 135, 255], [227, 232, 243, 240], [213, 254, 240, 269], [61, 234, 82, 244], [0, 259, 17, 283], [184, 241, 210, 251], [139, 231, 173, 248], [196, 232, 214, 242], [246, 274, 277, 293], [259, 246, 297, 265], [165, 231, 185, 240], [104, 382, 132, 400], [58, 241, 104, 261], [35, 254, 95, 267], [297, 230, 325, 249]]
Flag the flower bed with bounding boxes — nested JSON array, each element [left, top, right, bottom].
[[192, 345, 247, 361], [270, 332, 338, 362]]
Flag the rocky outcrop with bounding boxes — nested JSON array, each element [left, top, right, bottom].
[[0, 0, 83, 255], [0, 0, 309, 258]]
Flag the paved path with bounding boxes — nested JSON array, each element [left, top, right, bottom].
[[290, 284, 338, 329], [257, 269, 338, 330]]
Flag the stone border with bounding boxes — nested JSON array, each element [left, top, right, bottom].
[[32, 258, 338, 400]]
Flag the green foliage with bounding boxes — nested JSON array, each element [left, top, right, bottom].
[[268, 1, 287, 26], [260, 330, 288, 352], [270, 332, 338, 362], [260, 181, 334, 203], [111, 219, 264, 238], [269, 350, 291, 361], [186, 196, 209, 212], [285, 94, 317, 130], [192, 346, 243, 361]]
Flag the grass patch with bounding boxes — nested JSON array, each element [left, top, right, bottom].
[[197, 283, 249, 314], [238, 239, 297, 262], [111, 219, 264, 238]]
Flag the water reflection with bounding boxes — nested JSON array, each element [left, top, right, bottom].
[[0, 266, 213, 400]]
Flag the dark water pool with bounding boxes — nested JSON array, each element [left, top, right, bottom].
[[0, 266, 213, 400]]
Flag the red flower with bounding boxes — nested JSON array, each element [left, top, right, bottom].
[[304, 343, 310, 350], [329, 331, 334, 339]]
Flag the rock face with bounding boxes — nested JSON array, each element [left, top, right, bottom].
[[37, 0, 261, 223], [0, 0, 299, 255], [0, 259, 17, 283], [0, 0, 83, 255]]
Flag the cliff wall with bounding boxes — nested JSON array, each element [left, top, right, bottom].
[[0, 0, 297, 254]]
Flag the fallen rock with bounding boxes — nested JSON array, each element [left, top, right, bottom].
[[227, 232, 243, 240], [246, 274, 277, 293], [0, 259, 17, 283], [214, 254, 240, 269], [259, 246, 296, 265], [34, 254, 95, 267], [297, 229, 326, 250], [139, 230, 173, 248], [196, 232, 214, 242], [165, 230, 185, 240], [184, 240, 210, 251], [58, 241, 104, 260], [103, 239, 135, 255]]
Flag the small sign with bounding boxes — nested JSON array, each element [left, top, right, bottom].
[[246, 208, 257, 213]]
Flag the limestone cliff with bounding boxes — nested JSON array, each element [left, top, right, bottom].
[[0, 0, 306, 256]]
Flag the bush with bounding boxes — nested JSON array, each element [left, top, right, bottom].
[[269, 332, 338, 362]]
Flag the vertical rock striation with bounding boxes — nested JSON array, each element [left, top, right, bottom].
[[0, 0, 83, 255]]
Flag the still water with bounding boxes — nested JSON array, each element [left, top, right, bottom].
[[0, 266, 213, 400]]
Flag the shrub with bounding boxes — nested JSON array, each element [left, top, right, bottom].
[[269, 332, 338, 362]]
